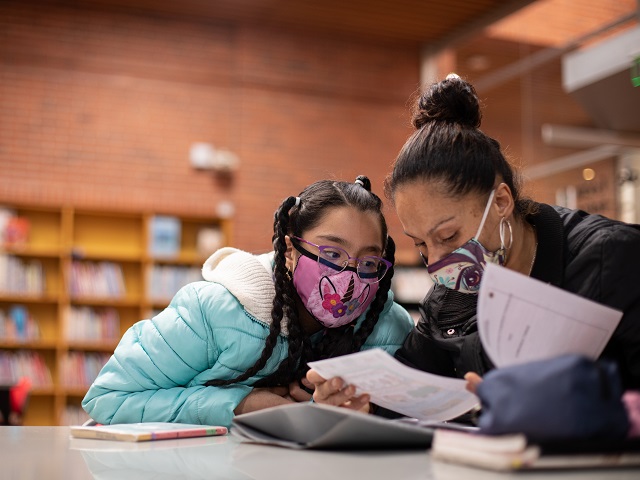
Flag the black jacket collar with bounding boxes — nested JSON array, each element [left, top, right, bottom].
[[527, 203, 565, 287]]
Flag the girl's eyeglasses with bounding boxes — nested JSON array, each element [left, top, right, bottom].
[[291, 236, 392, 284]]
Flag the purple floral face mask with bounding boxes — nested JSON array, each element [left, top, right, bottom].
[[292, 254, 379, 328], [425, 190, 509, 294]]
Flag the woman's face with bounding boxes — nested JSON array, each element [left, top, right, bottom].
[[394, 180, 506, 265], [285, 206, 384, 272]]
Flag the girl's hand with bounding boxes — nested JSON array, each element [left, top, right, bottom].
[[306, 369, 370, 413], [287, 378, 314, 402], [233, 387, 291, 415]]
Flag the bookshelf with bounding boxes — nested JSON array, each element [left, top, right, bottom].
[[0, 204, 231, 425]]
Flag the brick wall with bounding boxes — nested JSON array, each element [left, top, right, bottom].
[[0, 1, 419, 254]]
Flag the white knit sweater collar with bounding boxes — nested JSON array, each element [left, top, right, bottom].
[[201, 247, 289, 335]]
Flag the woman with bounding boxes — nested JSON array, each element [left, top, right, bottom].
[[309, 74, 640, 410], [82, 176, 414, 427]]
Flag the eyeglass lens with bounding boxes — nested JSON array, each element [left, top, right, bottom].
[[317, 245, 388, 283]]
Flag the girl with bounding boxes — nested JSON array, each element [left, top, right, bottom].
[[82, 176, 414, 427]]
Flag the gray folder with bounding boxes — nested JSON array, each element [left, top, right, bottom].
[[231, 403, 436, 449]]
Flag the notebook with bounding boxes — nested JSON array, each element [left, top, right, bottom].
[[431, 428, 640, 471], [70, 422, 228, 442]]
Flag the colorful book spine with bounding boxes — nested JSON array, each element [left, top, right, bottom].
[[69, 261, 126, 298]]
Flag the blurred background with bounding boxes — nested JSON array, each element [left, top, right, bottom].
[[0, 0, 639, 424], [1, 0, 638, 257]]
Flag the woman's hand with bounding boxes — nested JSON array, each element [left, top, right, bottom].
[[464, 372, 483, 394], [306, 369, 371, 413]]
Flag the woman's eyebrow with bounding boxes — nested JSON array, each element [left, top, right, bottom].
[[427, 216, 456, 236], [404, 216, 456, 239]]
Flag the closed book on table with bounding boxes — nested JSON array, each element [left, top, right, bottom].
[[70, 422, 227, 442], [431, 429, 640, 471]]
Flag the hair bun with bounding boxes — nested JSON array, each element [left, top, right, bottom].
[[354, 175, 372, 192], [412, 74, 481, 130]]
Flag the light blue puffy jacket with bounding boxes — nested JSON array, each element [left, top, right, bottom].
[[82, 248, 414, 428]]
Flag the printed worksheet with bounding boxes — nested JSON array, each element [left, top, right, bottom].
[[308, 349, 479, 421], [478, 263, 623, 368]]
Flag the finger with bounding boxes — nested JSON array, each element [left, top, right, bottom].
[[314, 381, 358, 407], [306, 369, 327, 386], [300, 377, 315, 391], [464, 372, 483, 394], [345, 394, 370, 413], [288, 381, 313, 403], [312, 376, 345, 401]]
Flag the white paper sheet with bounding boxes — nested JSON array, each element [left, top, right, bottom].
[[308, 349, 479, 422], [478, 263, 623, 368]]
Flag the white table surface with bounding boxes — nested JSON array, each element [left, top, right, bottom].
[[1, 426, 640, 480]]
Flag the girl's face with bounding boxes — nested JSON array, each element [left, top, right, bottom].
[[284, 206, 384, 273], [393, 180, 511, 265]]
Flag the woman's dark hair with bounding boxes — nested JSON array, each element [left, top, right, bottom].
[[207, 175, 395, 388], [384, 74, 534, 217]]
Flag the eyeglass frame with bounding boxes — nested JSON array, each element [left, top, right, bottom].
[[290, 236, 392, 284]]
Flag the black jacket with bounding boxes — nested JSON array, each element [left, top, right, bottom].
[[395, 203, 640, 389]]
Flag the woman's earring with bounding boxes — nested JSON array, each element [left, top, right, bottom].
[[286, 269, 293, 281], [499, 217, 513, 250]]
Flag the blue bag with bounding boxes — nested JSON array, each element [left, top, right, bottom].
[[476, 354, 630, 442]]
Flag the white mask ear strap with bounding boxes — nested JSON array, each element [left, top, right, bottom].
[[475, 189, 496, 239]]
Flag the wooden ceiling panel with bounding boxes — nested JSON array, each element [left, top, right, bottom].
[[52, 0, 537, 45]]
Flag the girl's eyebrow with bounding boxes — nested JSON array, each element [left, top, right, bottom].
[[316, 234, 381, 254]]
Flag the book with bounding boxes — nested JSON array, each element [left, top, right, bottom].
[[431, 428, 640, 471], [232, 402, 445, 449], [148, 215, 181, 258], [70, 422, 228, 442]]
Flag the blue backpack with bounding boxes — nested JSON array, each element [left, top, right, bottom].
[[476, 354, 630, 442]]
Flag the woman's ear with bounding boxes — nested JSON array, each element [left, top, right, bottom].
[[494, 182, 515, 219]]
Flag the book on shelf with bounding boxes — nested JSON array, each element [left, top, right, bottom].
[[147, 264, 202, 301], [0, 254, 45, 295], [0, 350, 52, 387], [431, 428, 640, 471], [148, 215, 181, 258], [70, 422, 228, 442], [0, 207, 30, 247], [63, 404, 92, 426], [69, 261, 126, 298], [0, 305, 41, 341], [66, 306, 120, 341], [62, 352, 112, 389]]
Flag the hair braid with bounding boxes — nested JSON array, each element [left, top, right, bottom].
[[205, 197, 297, 388], [249, 195, 310, 388], [351, 236, 396, 352]]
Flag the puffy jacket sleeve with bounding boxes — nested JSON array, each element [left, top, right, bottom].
[[82, 282, 261, 428]]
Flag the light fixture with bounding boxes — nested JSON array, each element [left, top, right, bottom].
[[582, 168, 596, 181], [190, 142, 240, 173]]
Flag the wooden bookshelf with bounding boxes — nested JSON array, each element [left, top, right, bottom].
[[0, 204, 231, 425]]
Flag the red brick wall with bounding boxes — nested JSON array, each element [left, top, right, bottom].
[[0, 1, 419, 254]]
